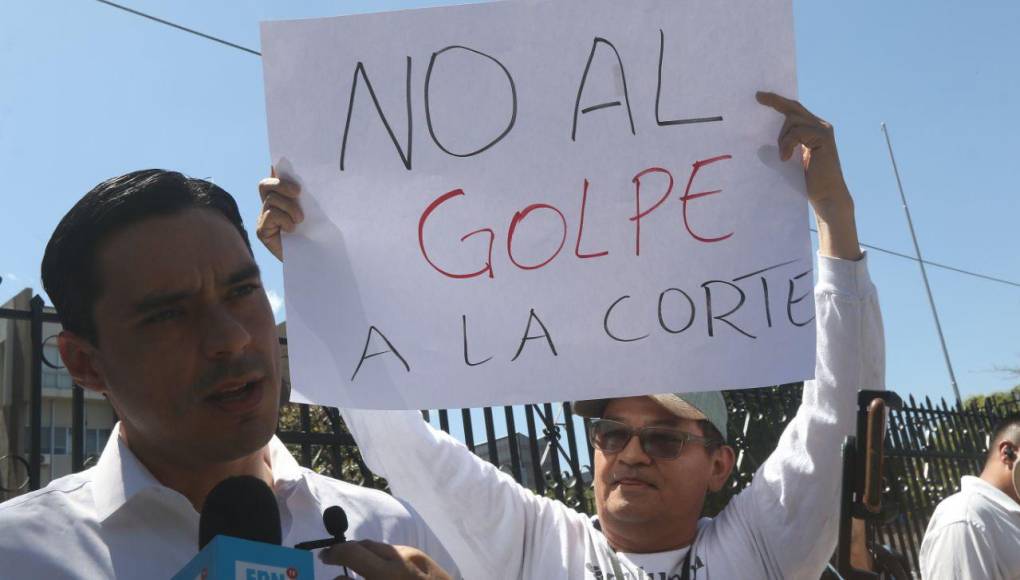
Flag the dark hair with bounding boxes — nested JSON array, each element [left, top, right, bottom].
[[41, 169, 252, 344], [987, 413, 1020, 461]]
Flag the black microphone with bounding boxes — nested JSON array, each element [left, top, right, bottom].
[[199, 475, 282, 550], [324, 506, 348, 542], [294, 505, 349, 550]]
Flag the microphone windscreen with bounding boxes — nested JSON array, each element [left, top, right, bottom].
[[323, 505, 349, 538], [199, 475, 282, 549]]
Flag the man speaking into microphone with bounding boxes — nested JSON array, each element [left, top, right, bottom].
[[0, 170, 456, 578]]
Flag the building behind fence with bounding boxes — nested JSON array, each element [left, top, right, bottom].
[[3, 290, 1018, 578]]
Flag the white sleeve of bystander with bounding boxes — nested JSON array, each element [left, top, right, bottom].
[[919, 521, 1000, 580], [340, 407, 600, 579]]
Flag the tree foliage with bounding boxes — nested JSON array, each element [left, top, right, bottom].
[[963, 383, 1020, 415], [277, 401, 388, 491]]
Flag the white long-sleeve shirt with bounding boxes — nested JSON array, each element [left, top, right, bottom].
[[919, 475, 1020, 580], [343, 253, 885, 579], [0, 429, 456, 579]]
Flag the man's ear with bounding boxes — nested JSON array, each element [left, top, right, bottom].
[[1000, 440, 1018, 466], [57, 331, 107, 394], [707, 445, 736, 493]]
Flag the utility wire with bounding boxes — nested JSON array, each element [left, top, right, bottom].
[[94, 0, 261, 56], [94, 0, 1020, 292], [864, 245, 1020, 288], [808, 228, 1020, 289]]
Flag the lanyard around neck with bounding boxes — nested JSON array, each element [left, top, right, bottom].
[[594, 518, 698, 580], [679, 546, 695, 580]]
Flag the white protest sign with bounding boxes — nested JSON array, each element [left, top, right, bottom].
[[261, 0, 815, 410]]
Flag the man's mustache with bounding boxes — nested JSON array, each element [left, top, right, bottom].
[[192, 353, 271, 397], [611, 469, 657, 487]]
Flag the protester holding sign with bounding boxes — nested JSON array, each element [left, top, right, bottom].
[[919, 415, 1020, 579], [257, 92, 886, 579]]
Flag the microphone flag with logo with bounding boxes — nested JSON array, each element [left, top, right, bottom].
[[173, 475, 313, 580]]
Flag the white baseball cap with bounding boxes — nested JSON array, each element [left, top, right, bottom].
[[573, 391, 728, 441]]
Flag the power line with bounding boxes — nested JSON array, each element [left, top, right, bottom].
[[93, 0, 1020, 292], [862, 243, 1020, 289], [94, 0, 261, 56], [807, 229, 1020, 288]]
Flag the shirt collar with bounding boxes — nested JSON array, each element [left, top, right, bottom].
[[91, 424, 304, 522], [267, 435, 305, 487], [961, 475, 1020, 514], [91, 422, 168, 522]]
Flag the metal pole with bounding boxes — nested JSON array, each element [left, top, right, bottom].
[[29, 296, 43, 490], [71, 384, 85, 472], [881, 123, 962, 406]]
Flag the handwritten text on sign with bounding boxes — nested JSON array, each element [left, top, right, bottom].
[[261, 0, 814, 410]]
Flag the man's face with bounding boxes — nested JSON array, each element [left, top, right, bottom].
[[593, 396, 730, 536], [81, 208, 281, 467]]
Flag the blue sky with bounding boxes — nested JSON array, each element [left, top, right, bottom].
[[2, 0, 1019, 412]]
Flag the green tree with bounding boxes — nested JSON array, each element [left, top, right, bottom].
[[277, 402, 389, 490], [963, 383, 1020, 414]]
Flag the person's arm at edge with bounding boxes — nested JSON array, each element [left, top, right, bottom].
[[802, 110, 878, 573], [726, 93, 884, 577], [342, 407, 589, 579], [789, 93, 879, 574]]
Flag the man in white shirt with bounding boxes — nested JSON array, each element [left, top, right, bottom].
[[257, 91, 887, 579], [919, 415, 1020, 579], [0, 170, 455, 578]]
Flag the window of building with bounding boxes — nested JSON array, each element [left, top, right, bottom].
[[41, 345, 72, 389], [52, 427, 68, 455], [98, 429, 111, 451], [24, 427, 111, 456], [23, 427, 52, 454], [85, 429, 98, 456], [85, 428, 113, 456], [43, 369, 73, 389]]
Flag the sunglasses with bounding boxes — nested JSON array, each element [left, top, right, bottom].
[[588, 418, 720, 459]]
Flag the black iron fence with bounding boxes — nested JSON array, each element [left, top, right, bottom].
[[2, 295, 1018, 578], [875, 394, 1020, 574], [252, 385, 1020, 578]]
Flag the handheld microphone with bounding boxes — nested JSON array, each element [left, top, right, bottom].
[[294, 505, 349, 550], [199, 475, 282, 549], [172, 475, 313, 580]]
